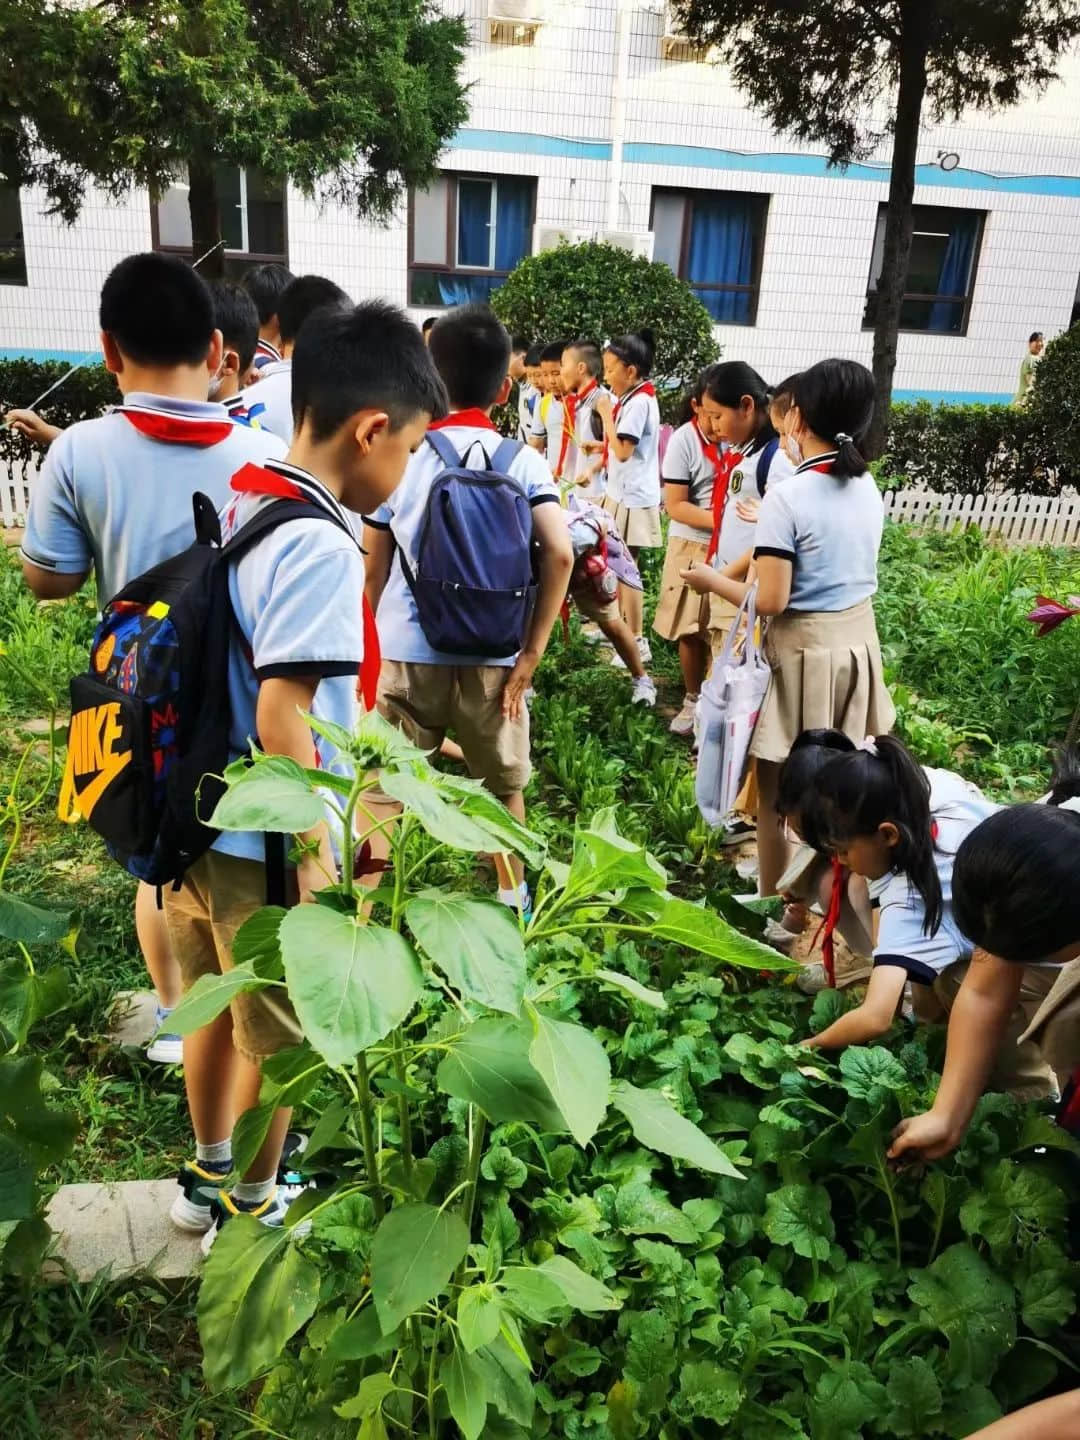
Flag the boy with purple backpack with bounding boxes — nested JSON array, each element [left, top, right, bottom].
[[363, 305, 574, 913]]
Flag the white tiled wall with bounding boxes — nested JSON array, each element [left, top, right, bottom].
[[4, 0, 1080, 403]]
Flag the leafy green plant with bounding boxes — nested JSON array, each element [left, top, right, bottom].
[[491, 243, 719, 422], [0, 360, 120, 493], [880, 401, 1058, 496], [167, 712, 782, 1431]]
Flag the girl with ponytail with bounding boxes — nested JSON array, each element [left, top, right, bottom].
[[596, 330, 662, 654], [798, 731, 1055, 1102], [682, 358, 893, 900]]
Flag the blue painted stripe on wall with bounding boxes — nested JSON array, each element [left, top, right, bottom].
[[893, 389, 1012, 406], [0, 347, 94, 364], [449, 128, 1080, 198]]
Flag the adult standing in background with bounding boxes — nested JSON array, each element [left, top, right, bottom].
[[1014, 331, 1044, 406]]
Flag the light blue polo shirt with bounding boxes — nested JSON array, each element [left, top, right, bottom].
[[608, 385, 661, 509], [20, 392, 286, 607], [235, 359, 294, 442], [367, 422, 560, 667]]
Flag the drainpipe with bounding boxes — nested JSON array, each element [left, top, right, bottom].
[[607, 0, 631, 232]]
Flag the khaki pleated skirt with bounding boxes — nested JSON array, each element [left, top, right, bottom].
[[750, 598, 895, 763]]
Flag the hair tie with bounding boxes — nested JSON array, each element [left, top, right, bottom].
[[835, 432, 853, 446], [858, 736, 879, 757]]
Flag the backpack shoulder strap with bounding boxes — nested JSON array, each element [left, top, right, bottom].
[[221, 499, 353, 562], [424, 429, 461, 469], [755, 437, 780, 497], [490, 437, 524, 474]]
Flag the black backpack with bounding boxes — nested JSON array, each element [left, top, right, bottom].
[[59, 493, 352, 887]]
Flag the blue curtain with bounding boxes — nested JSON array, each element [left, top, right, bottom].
[[438, 273, 490, 305], [687, 195, 755, 325], [494, 178, 532, 273], [928, 215, 977, 333], [457, 180, 491, 268]]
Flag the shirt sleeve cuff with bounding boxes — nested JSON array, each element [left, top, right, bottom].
[[753, 546, 796, 562], [255, 660, 361, 680], [529, 493, 561, 508], [363, 516, 391, 531], [19, 546, 90, 574], [616, 431, 641, 444], [873, 953, 938, 986]]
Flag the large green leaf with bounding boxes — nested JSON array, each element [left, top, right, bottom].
[[884, 1357, 943, 1438], [527, 1009, 609, 1147], [472, 1334, 535, 1426], [406, 891, 525, 1015], [762, 1183, 835, 1260], [198, 1215, 321, 1390], [838, 1046, 909, 1102], [0, 1133, 34, 1222], [959, 1159, 1067, 1254], [457, 1285, 504, 1353], [907, 1243, 1016, 1385], [614, 1181, 698, 1243], [231, 907, 287, 980], [593, 967, 666, 1010], [566, 808, 668, 898], [676, 1360, 743, 1425], [611, 1080, 742, 1178], [441, 1340, 489, 1440], [647, 895, 794, 969], [378, 771, 505, 852], [0, 1055, 78, 1165], [0, 890, 73, 946], [499, 1265, 568, 1323], [211, 755, 327, 833], [809, 1362, 886, 1440], [165, 964, 276, 1037], [370, 1203, 470, 1333], [279, 908, 423, 1067], [538, 1255, 620, 1313], [436, 1017, 567, 1131], [232, 1044, 327, 1174], [435, 773, 547, 869], [0, 961, 68, 1047]]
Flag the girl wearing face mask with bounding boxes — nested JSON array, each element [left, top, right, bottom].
[[682, 357, 893, 900]]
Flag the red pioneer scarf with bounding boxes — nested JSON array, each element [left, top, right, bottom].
[[229, 462, 381, 711], [602, 381, 656, 470], [115, 403, 234, 447], [556, 379, 597, 480], [704, 438, 740, 564], [429, 409, 497, 432]]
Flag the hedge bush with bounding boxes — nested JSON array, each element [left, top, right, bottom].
[[1025, 321, 1080, 481], [1, 359, 118, 485], [881, 401, 1061, 496], [491, 242, 719, 422]]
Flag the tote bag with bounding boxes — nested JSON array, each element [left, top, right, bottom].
[[695, 585, 772, 828]]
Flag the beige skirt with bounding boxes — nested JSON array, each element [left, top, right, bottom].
[[653, 535, 710, 641], [602, 494, 663, 549], [750, 598, 895, 763]]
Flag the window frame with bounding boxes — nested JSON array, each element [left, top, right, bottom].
[[649, 186, 769, 327], [0, 183, 28, 288], [407, 171, 537, 307], [150, 166, 289, 268], [862, 203, 985, 337]]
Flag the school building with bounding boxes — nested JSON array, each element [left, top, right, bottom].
[[3, 0, 1080, 406]]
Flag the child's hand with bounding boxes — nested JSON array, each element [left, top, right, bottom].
[[799, 1034, 823, 1050], [680, 563, 720, 595], [580, 438, 603, 454], [4, 409, 61, 447], [888, 1109, 962, 1164], [502, 649, 539, 721], [593, 393, 612, 425], [734, 498, 760, 523]]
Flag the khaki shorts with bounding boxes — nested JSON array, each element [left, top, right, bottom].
[[378, 659, 531, 794], [601, 494, 663, 549], [571, 582, 620, 625], [164, 849, 302, 1064], [707, 596, 741, 659], [653, 536, 710, 642]]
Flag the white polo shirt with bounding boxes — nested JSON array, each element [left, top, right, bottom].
[[662, 421, 717, 543], [517, 382, 538, 443], [529, 393, 566, 474], [564, 383, 609, 495], [608, 383, 661, 510], [215, 459, 368, 863], [20, 392, 286, 607], [753, 453, 883, 612], [235, 359, 294, 442], [869, 768, 1001, 985], [713, 433, 795, 567], [368, 420, 561, 667]]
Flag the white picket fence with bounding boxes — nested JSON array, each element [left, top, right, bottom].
[[0, 457, 39, 529], [882, 487, 1080, 547]]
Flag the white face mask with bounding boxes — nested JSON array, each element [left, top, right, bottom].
[[783, 431, 803, 465]]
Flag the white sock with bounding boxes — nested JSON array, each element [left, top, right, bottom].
[[196, 1138, 232, 1166], [232, 1177, 275, 1206], [156, 1003, 174, 1018], [497, 882, 530, 910]]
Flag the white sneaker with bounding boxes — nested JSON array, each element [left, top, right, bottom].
[[631, 675, 657, 707], [611, 636, 651, 670], [669, 696, 698, 736], [146, 1005, 183, 1065]]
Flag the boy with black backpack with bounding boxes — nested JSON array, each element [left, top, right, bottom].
[[363, 304, 574, 914], [162, 301, 446, 1245]]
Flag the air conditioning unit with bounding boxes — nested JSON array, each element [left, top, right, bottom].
[[661, 1, 708, 60], [532, 226, 656, 260], [488, 0, 542, 46]]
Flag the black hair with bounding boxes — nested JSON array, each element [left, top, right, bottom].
[[208, 280, 259, 375], [291, 299, 447, 443], [240, 263, 295, 326], [605, 327, 655, 378], [703, 360, 770, 411], [422, 316, 439, 336], [1029, 331, 1044, 344], [565, 338, 602, 379], [99, 252, 214, 367], [511, 333, 529, 355], [525, 343, 544, 367], [277, 275, 350, 345], [777, 728, 856, 821], [789, 358, 874, 480], [540, 340, 567, 364], [770, 372, 802, 421], [427, 302, 512, 410], [676, 364, 714, 427], [802, 731, 943, 936]]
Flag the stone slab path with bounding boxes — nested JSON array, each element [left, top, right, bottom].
[[44, 1180, 202, 1282]]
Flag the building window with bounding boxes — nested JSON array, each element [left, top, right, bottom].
[[0, 185, 27, 286], [152, 166, 287, 274], [650, 187, 768, 325], [409, 173, 536, 307], [863, 204, 984, 335]]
